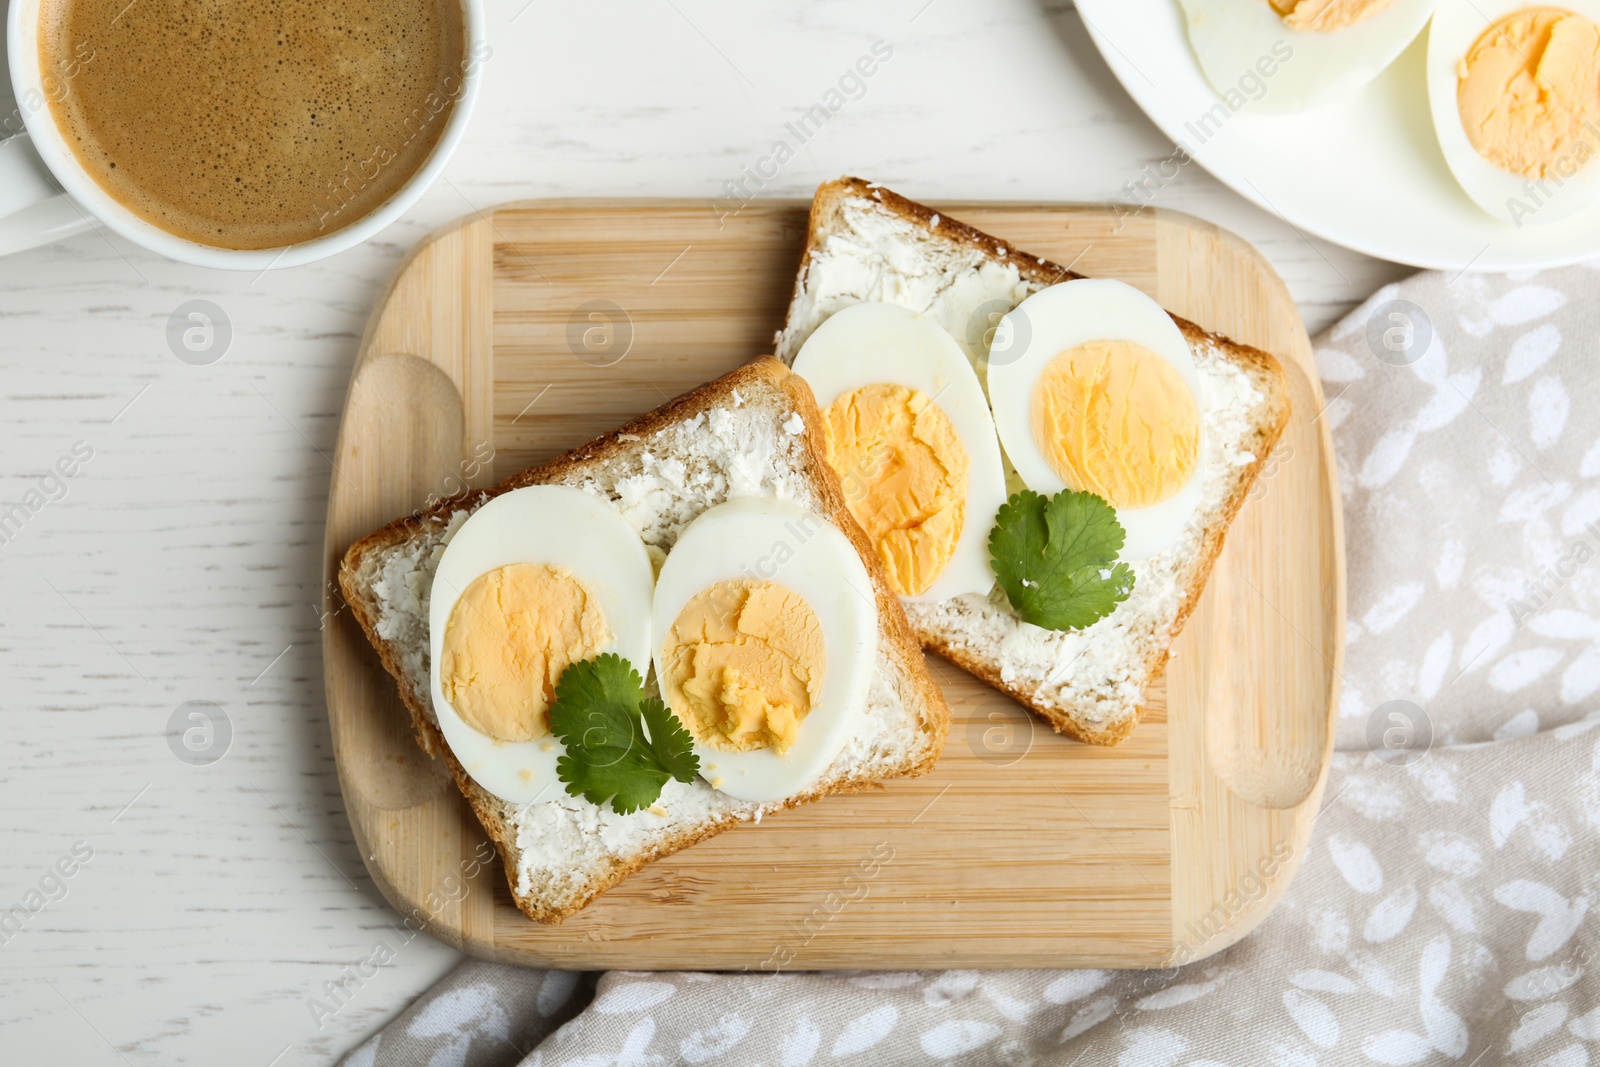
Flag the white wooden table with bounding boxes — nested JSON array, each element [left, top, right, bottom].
[[0, 1, 1407, 1062]]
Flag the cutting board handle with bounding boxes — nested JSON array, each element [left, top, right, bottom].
[[326, 351, 468, 811], [1199, 403, 1334, 809]]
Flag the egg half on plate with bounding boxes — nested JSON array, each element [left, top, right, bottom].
[[428, 485, 656, 805], [791, 302, 1008, 603], [1428, 0, 1600, 224], [1178, 0, 1439, 113], [987, 278, 1207, 562], [651, 496, 878, 804]]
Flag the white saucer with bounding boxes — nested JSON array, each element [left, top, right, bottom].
[[1076, 0, 1600, 271]]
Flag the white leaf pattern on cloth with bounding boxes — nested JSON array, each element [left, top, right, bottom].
[[1490, 649, 1565, 691], [1042, 971, 1109, 1004], [829, 1005, 897, 1056], [1428, 880, 1479, 933], [1496, 708, 1542, 739], [679, 1013, 750, 1062], [1503, 324, 1561, 384], [1328, 835, 1385, 894], [1362, 583, 1426, 635], [1282, 990, 1340, 1048], [1569, 1005, 1600, 1040], [1493, 781, 1534, 846], [1489, 285, 1567, 325], [1317, 346, 1368, 382], [1116, 1027, 1186, 1067], [1505, 965, 1584, 1000], [979, 979, 1037, 1022], [1511, 1003, 1570, 1053], [1418, 632, 1454, 699], [1359, 429, 1417, 488], [1561, 647, 1600, 704], [918, 1020, 1002, 1059], [1561, 489, 1600, 534], [1058, 995, 1118, 1042], [1529, 376, 1570, 450], [779, 1015, 820, 1067], [1419, 832, 1483, 877], [602, 1017, 660, 1067], [1418, 937, 1468, 1057], [1364, 885, 1419, 943], [1536, 1046, 1589, 1067], [1494, 881, 1591, 960], [1133, 980, 1220, 1009], [920, 971, 978, 1007], [1290, 969, 1360, 994], [1363, 1028, 1434, 1065], [594, 982, 675, 1014], [1461, 614, 1516, 678], [1412, 374, 1476, 433]]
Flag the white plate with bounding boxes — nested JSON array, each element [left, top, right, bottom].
[[1076, 0, 1600, 270]]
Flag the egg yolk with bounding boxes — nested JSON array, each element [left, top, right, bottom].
[[439, 563, 610, 742], [822, 383, 969, 597], [1266, 0, 1389, 32], [1031, 340, 1199, 509], [1457, 8, 1600, 180], [659, 579, 825, 754]]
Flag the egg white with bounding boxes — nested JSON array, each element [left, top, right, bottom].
[[428, 485, 656, 806], [1428, 0, 1600, 225], [1178, 0, 1439, 113], [986, 278, 1207, 562], [792, 302, 1008, 602], [651, 497, 878, 804]]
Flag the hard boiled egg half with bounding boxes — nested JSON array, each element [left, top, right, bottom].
[[651, 497, 878, 804], [987, 278, 1206, 562], [791, 302, 1008, 603], [1179, 0, 1439, 113], [1428, 0, 1600, 224], [428, 485, 656, 805]]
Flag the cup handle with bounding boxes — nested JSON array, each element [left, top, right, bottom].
[[0, 131, 97, 256]]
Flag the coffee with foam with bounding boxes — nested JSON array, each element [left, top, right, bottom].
[[38, 0, 468, 251]]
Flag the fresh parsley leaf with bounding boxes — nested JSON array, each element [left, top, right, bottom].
[[988, 488, 1135, 631], [548, 653, 699, 815], [639, 698, 702, 785]]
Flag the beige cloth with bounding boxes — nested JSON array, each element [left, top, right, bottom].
[[341, 268, 1600, 1065]]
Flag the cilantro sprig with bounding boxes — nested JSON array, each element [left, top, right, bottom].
[[548, 654, 699, 815], [988, 489, 1135, 631]]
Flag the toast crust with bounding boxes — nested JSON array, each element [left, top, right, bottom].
[[807, 177, 1078, 289], [782, 178, 1293, 746], [338, 357, 949, 922]]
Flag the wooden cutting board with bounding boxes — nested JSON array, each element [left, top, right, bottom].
[[320, 199, 1343, 969]]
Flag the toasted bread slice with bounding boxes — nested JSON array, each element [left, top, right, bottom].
[[773, 178, 1291, 746], [338, 357, 949, 922]]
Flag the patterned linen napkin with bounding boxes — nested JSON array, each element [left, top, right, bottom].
[[340, 268, 1600, 1066]]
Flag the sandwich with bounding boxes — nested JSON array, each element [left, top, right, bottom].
[[773, 178, 1292, 745], [337, 357, 949, 922]]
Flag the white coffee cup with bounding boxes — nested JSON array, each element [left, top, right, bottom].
[[0, 0, 484, 269]]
